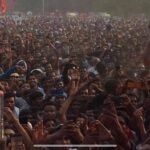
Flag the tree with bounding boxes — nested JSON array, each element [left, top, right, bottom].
[[9, 0, 150, 16]]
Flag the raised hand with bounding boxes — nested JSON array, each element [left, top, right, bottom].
[[99, 111, 131, 149], [84, 120, 113, 144], [64, 121, 84, 143], [4, 108, 33, 149], [8, 142, 26, 150], [121, 94, 132, 106], [133, 108, 146, 139], [4, 107, 16, 122], [69, 68, 80, 82], [32, 120, 47, 144], [89, 120, 113, 140], [133, 108, 144, 121], [68, 68, 80, 96]]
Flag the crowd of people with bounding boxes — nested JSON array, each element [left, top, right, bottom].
[[0, 13, 150, 150]]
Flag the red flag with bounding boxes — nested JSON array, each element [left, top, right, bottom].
[[0, 0, 7, 13]]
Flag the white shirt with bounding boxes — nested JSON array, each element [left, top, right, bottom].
[[13, 106, 20, 118]]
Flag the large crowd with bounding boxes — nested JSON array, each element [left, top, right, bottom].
[[0, 13, 150, 150]]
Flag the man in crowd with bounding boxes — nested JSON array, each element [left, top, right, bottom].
[[0, 13, 150, 150]]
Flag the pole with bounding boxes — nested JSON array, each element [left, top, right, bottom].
[[42, 0, 45, 15], [0, 91, 4, 140], [0, 91, 6, 150]]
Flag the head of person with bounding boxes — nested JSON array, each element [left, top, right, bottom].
[[20, 83, 31, 94], [128, 93, 138, 108], [42, 103, 57, 121], [35, 42, 41, 49], [29, 91, 43, 107], [19, 109, 34, 128], [75, 114, 87, 132], [30, 69, 45, 81], [80, 88, 89, 96], [0, 80, 10, 93], [41, 57, 48, 65], [9, 73, 20, 83], [45, 63, 53, 75], [27, 75, 39, 88], [105, 79, 122, 96], [49, 71, 57, 82], [56, 80, 64, 89], [88, 86, 96, 96], [80, 68, 88, 78], [138, 64, 145, 72], [43, 119, 55, 133], [54, 93, 67, 109], [4, 92, 16, 111]]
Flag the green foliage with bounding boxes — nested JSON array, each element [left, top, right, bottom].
[[12, 0, 150, 16]]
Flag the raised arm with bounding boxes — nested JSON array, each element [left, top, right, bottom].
[[59, 69, 80, 123], [4, 107, 33, 149]]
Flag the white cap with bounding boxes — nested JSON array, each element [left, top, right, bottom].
[[30, 69, 45, 75]]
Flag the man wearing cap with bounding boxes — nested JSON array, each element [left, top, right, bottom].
[[30, 68, 45, 81], [0, 66, 17, 80], [28, 74, 45, 98], [52, 92, 67, 110], [0, 60, 27, 80]]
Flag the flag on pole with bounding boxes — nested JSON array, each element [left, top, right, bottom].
[[0, 0, 7, 13]]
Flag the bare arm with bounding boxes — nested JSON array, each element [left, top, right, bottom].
[[4, 107, 33, 149]]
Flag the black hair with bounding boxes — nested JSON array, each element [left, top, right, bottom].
[[19, 109, 33, 118], [4, 92, 16, 100], [105, 79, 120, 95], [19, 109, 33, 124], [26, 74, 37, 81], [29, 91, 43, 101], [115, 65, 121, 70], [128, 93, 138, 99], [42, 102, 56, 110]]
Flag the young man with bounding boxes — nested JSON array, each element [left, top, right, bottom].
[[28, 74, 45, 98], [4, 92, 20, 118]]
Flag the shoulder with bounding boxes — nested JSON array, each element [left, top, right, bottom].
[[14, 106, 20, 112]]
